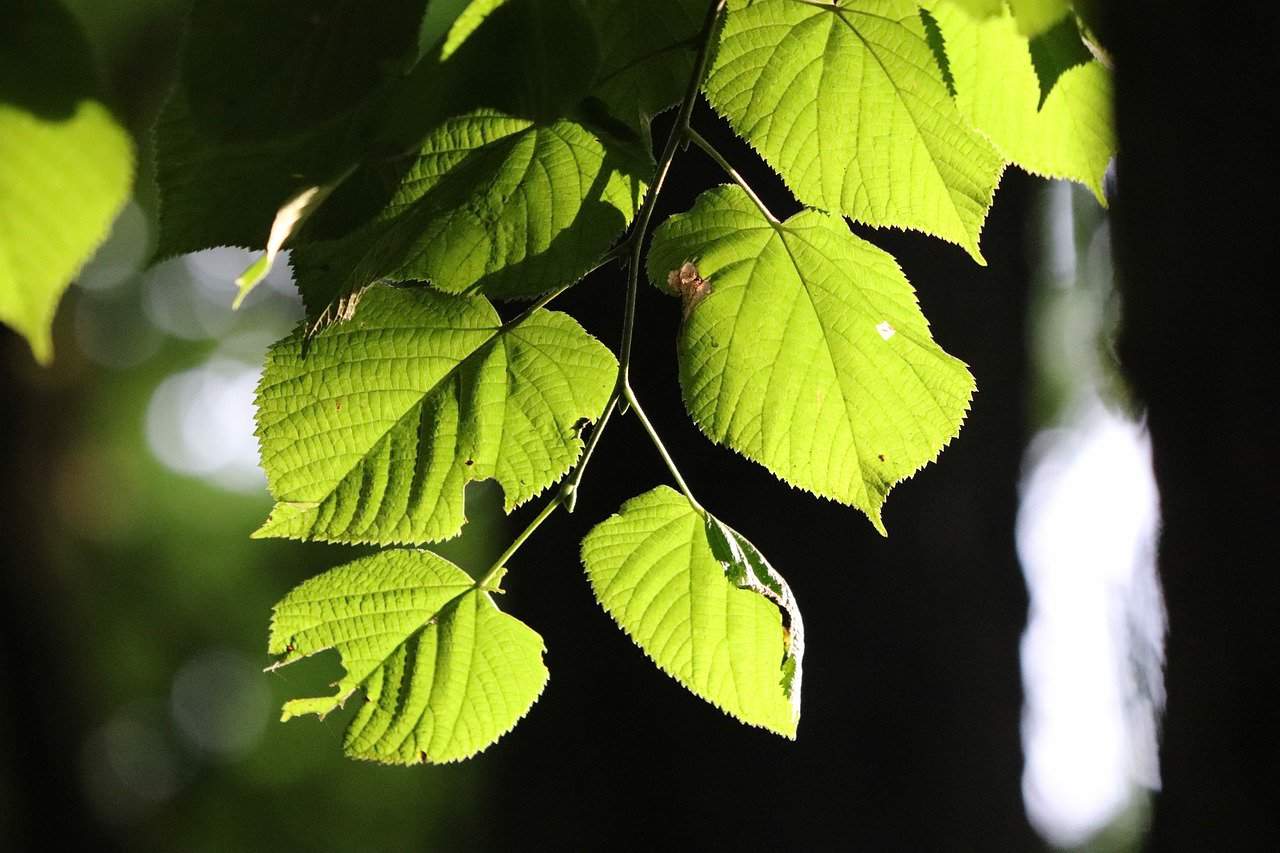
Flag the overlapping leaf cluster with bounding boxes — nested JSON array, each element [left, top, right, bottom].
[[0, 0, 1115, 764]]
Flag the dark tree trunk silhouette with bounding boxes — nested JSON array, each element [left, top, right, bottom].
[[1113, 3, 1280, 850]]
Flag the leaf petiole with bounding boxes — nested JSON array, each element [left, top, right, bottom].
[[476, 492, 565, 590], [472, 0, 726, 589], [687, 128, 780, 225], [619, 0, 728, 379], [623, 383, 703, 514], [564, 393, 620, 512]]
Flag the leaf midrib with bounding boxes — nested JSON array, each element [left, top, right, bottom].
[[822, 2, 973, 236], [270, 315, 505, 505]]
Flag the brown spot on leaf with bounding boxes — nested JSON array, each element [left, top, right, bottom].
[[667, 261, 711, 320]]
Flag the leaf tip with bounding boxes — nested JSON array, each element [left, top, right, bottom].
[[233, 254, 271, 309]]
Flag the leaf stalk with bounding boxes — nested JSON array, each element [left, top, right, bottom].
[[688, 128, 781, 225], [477, 491, 564, 590], [623, 383, 704, 513], [477, 0, 727, 584], [618, 0, 728, 379]]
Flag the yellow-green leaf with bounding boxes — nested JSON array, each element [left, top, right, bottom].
[[704, 0, 1004, 261], [0, 0, 133, 363], [581, 486, 801, 738], [648, 186, 975, 533], [269, 549, 547, 764]]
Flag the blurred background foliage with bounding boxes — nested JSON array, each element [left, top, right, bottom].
[[2, 2, 501, 848]]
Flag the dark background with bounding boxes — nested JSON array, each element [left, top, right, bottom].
[[3, 2, 1278, 850]]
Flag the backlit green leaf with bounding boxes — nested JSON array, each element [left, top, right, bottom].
[[1007, 0, 1070, 36], [0, 0, 133, 364], [269, 549, 547, 764], [1027, 13, 1095, 108], [291, 0, 649, 320], [704, 0, 1003, 261], [254, 284, 615, 544], [581, 486, 800, 737], [648, 186, 974, 533], [930, 0, 1114, 203], [945, 0, 1002, 18], [292, 113, 648, 318]]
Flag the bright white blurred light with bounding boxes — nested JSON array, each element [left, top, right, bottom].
[[1019, 182, 1165, 848], [1017, 399, 1164, 847], [143, 246, 297, 340], [145, 358, 264, 492]]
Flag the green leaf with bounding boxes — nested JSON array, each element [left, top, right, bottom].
[[1027, 13, 1094, 108], [417, 0, 478, 56], [291, 0, 649, 320], [153, 0, 426, 258], [581, 486, 801, 738], [919, 6, 958, 98], [704, 0, 1004, 261], [929, 0, 1114, 203], [703, 514, 805, 711], [254, 284, 615, 545], [583, 0, 706, 135], [291, 113, 648, 318], [1007, 0, 1070, 36], [945, 0, 1003, 18], [427, 0, 704, 138], [648, 186, 975, 533], [268, 549, 547, 764], [233, 178, 345, 309], [0, 0, 133, 364], [437, 0, 509, 59]]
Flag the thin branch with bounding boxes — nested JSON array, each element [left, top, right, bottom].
[[687, 128, 781, 225], [473, 1, 727, 584], [624, 383, 704, 513], [563, 394, 620, 512], [476, 494, 564, 589], [619, 0, 728, 379]]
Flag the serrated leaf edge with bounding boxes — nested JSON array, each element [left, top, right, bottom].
[[252, 293, 616, 546], [268, 575, 549, 765], [581, 488, 798, 739]]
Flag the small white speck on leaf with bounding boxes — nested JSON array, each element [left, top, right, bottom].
[[876, 321, 895, 340]]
